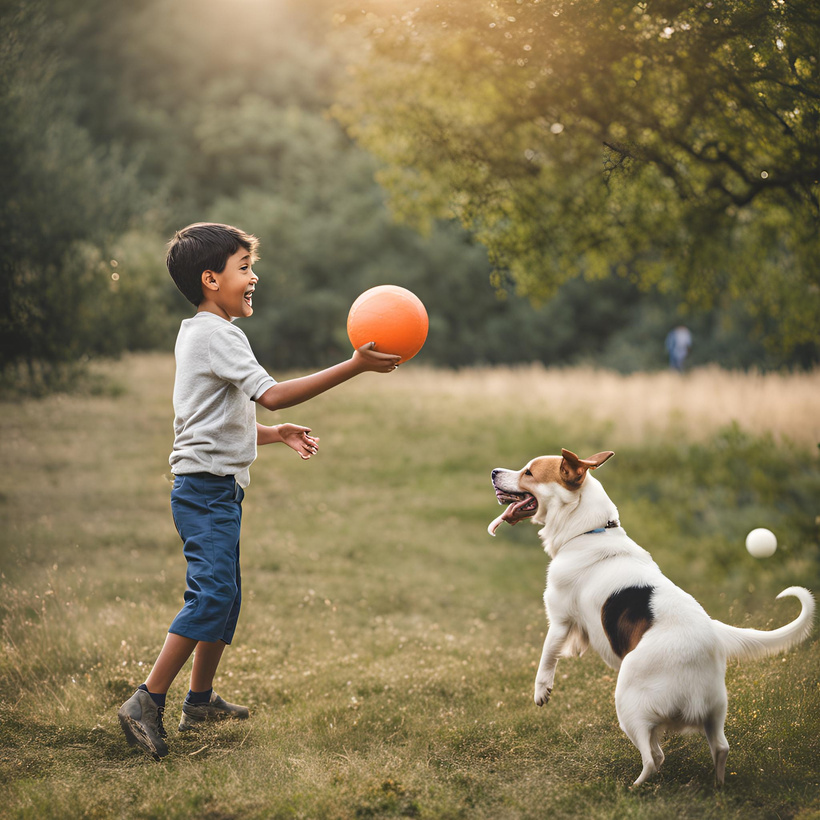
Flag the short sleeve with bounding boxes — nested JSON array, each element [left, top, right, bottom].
[[208, 325, 276, 400]]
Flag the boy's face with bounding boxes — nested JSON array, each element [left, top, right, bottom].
[[199, 248, 258, 320]]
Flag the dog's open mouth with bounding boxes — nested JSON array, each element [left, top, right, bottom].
[[488, 490, 538, 536]]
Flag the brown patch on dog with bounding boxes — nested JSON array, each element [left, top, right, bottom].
[[602, 586, 654, 659], [525, 456, 564, 487], [522, 450, 615, 493]]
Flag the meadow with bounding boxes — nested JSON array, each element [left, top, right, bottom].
[[1, 354, 819, 820]]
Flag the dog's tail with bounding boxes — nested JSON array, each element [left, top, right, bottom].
[[713, 587, 815, 661]]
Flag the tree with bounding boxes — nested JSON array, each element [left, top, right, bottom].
[[335, 0, 820, 352], [0, 0, 156, 388]]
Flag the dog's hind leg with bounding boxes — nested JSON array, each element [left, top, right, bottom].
[[620, 719, 660, 787], [616, 667, 662, 786], [704, 715, 729, 787], [649, 725, 665, 772]]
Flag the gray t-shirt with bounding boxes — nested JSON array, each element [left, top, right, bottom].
[[169, 312, 276, 488]]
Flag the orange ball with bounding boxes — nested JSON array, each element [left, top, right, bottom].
[[347, 285, 429, 363]]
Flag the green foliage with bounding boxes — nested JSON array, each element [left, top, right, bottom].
[[2, 0, 816, 389], [0, 1, 150, 384], [336, 0, 820, 354]]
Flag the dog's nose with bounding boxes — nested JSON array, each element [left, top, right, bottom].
[[491, 469, 500, 480]]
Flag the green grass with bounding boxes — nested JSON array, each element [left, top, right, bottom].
[[1, 354, 818, 819]]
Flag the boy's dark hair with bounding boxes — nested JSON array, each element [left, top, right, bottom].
[[166, 223, 259, 306]]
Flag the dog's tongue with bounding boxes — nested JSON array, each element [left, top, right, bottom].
[[488, 494, 537, 536]]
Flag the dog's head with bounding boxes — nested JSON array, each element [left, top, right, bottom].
[[489, 449, 615, 540]]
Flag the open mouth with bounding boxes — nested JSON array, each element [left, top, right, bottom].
[[244, 288, 254, 307], [494, 488, 527, 505], [488, 488, 538, 536]]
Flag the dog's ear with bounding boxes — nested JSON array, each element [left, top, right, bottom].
[[560, 449, 615, 486], [560, 449, 588, 486], [583, 451, 615, 470]]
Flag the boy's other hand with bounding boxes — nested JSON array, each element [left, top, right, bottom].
[[278, 424, 320, 459], [352, 342, 401, 373]]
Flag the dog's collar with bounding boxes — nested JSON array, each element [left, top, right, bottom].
[[585, 520, 620, 534]]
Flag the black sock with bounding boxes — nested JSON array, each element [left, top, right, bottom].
[[138, 683, 166, 710], [186, 687, 213, 705]]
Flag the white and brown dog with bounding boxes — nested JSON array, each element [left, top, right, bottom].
[[489, 449, 814, 786]]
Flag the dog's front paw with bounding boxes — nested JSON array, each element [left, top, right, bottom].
[[534, 682, 552, 707]]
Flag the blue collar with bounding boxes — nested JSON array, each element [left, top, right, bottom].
[[586, 520, 620, 534]]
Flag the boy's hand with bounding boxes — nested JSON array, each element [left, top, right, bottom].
[[278, 424, 320, 459], [258, 423, 320, 458], [352, 342, 401, 373]]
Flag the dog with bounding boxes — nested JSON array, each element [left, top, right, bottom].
[[489, 449, 815, 786]]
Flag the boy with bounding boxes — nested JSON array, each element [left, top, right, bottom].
[[118, 222, 399, 759]]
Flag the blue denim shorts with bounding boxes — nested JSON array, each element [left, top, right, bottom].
[[168, 473, 244, 644]]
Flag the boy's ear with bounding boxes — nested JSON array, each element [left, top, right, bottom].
[[201, 270, 219, 292]]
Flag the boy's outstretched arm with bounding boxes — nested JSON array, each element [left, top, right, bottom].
[[255, 343, 400, 412], [257, 423, 319, 459]]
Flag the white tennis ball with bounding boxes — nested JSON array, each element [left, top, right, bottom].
[[746, 528, 777, 558]]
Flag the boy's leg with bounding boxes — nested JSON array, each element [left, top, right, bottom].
[[145, 632, 198, 693], [189, 639, 226, 692], [117, 632, 196, 760], [179, 639, 250, 731], [119, 475, 244, 757]]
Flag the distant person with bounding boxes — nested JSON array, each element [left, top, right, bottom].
[[665, 325, 692, 372], [117, 223, 400, 759]]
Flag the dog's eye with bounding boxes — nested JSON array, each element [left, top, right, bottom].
[[524, 469, 532, 476]]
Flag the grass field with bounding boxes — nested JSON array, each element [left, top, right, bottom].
[[1, 354, 819, 820]]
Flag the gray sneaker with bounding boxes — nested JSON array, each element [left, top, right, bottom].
[[118, 689, 169, 759], [178, 691, 250, 732]]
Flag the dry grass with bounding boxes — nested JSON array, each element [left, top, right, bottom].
[[377, 364, 820, 450]]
